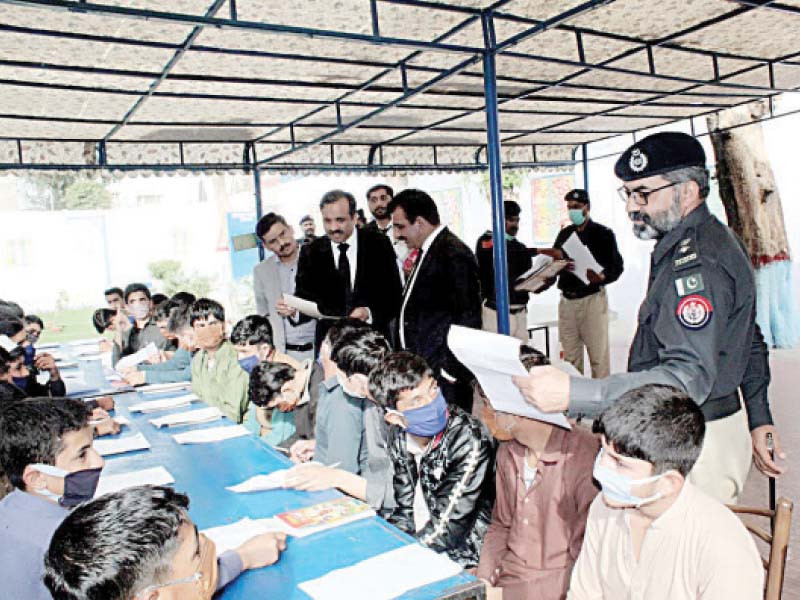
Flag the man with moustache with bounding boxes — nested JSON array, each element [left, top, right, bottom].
[[512, 132, 778, 504], [253, 213, 316, 360], [295, 190, 402, 350]]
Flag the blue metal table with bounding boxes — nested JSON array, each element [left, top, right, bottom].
[[95, 388, 484, 599]]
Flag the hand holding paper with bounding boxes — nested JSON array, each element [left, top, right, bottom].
[[512, 365, 571, 413], [283, 294, 340, 320], [114, 342, 159, 371], [447, 326, 570, 428], [561, 233, 603, 285]]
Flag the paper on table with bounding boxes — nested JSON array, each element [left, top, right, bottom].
[[139, 381, 193, 394], [149, 407, 223, 428], [95, 466, 174, 497], [89, 415, 131, 427], [561, 232, 603, 285], [93, 432, 151, 456], [129, 394, 199, 413], [299, 543, 463, 600], [447, 326, 570, 429], [172, 425, 250, 445], [115, 342, 159, 371], [202, 518, 286, 554], [283, 294, 340, 320], [227, 470, 287, 493]]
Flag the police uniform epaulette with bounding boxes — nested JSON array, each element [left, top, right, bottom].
[[672, 229, 701, 272]]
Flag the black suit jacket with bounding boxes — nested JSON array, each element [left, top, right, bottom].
[[399, 227, 482, 380], [295, 227, 402, 346]]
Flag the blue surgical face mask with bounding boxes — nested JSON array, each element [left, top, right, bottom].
[[592, 449, 665, 508], [403, 390, 448, 437], [569, 208, 586, 226], [12, 376, 28, 392], [238, 355, 260, 374]]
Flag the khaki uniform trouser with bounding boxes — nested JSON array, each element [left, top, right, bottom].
[[482, 305, 529, 343], [688, 406, 752, 504], [558, 288, 610, 378]]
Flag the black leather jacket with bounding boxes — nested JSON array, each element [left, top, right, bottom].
[[385, 405, 495, 567]]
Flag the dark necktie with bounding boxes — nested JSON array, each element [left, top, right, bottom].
[[338, 242, 353, 310]]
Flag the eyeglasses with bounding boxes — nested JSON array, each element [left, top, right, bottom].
[[617, 181, 680, 206]]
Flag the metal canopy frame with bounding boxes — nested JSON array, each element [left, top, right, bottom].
[[1, 0, 798, 332]]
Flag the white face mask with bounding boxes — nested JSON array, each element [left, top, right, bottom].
[[592, 449, 666, 508], [130, 303, 150, 320]]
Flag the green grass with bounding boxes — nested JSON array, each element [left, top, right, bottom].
[[36, 307, 98, 344]]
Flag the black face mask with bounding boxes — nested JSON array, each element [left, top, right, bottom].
[[59, 467, 103, 507]]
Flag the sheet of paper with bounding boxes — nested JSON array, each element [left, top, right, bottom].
[[139, 381, 193, 394], [283, 294, 340, 320], [202, 518, 287, 554], [129, 394, 199, 413], [95, 466, 174, 497], [115, 342, 159, 371], [149, 407, 223, 428], [172, 425, 250, 445], [93, 432, 151, 456], [561, 233, 603, 285], [448, 326, 570, 429], [89, 415, 130, 427], [299, 543, 463, 600], [227, 470, 288, 493]]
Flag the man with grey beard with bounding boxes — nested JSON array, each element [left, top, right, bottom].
[[511, 131, 779, 505]]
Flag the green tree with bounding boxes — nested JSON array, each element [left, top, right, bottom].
[[63, 179, 112, 210], [148, 260, 214, 297]]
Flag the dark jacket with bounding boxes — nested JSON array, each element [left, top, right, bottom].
[[475, 231, 534, 307], [385, 405, 495, 568], [295, 227, 402, 348], [0, 374, 65, 404], [0, 381, 27, 404], [398, 228, 482, 381]]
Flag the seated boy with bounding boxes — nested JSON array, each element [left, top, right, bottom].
[[112, 283, 167, 366], [190, 298, 249, 423], [0, 397, 105, 599], [368, 351, 495, 568], [282, 327, 394, 511], [0, 333, 65, 400], [44, 485, 287, 600], [232, 314, 311, 445], [568, 384, 764, 600], [121, 303, 195, 386], [477, 346, 599, 600]]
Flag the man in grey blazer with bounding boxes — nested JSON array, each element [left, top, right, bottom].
[[253, 213, 316, 360]]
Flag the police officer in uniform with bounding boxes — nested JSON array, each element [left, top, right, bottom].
[[475, 200, 533, 342], [512, 131, 782, 504]]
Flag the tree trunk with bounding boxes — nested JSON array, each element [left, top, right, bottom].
[[708, 100, 798, 347]]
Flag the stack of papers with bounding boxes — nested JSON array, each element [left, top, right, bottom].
[[140, 381, 193, 394], [95, 466, 175, 497], [149, 407, 222, 428], [299, 544, 462, 600], [514, 255, 569, 292], [172, 425, 250, 445], [129, 394, 199, 413], [115, 342, 159, 371], [276, 497, 375, 538], [93, 432, 151, 456], [448, 326, 570, 429]]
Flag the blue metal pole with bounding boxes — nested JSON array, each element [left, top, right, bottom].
[[482, 12, 510, 335], [581, 142, 589, 191]]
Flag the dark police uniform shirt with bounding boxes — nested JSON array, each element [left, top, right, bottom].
[[475, 231, 533, 308], [570, 203, 772, 427], [553, 220, 624, 299]]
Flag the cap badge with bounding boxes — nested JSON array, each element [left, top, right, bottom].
[[629, 148, 648, 173]]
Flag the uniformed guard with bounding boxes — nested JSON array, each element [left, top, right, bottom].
[[475, 200, 534, 342], [511, 131, 782, 504], [538, 189, 623, 378]]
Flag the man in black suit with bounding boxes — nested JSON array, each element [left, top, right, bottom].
[[295, 189, 402, 349], [389, 189, 482, 412]]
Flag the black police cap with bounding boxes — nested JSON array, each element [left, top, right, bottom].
[[504, 200, 521, 217], [564, 189, 589, 204], [614, 131, 706, 181]]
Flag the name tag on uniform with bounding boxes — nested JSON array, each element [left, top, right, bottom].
[[674, 273, 704, 297]]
